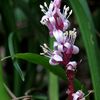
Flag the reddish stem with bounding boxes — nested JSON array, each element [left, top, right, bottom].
[[66, 70, 75, 100]]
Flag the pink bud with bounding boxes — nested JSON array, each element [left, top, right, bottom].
[[67, 61, 77, 71], [72, 45, 79, 54], [54, 0, 61, 8]]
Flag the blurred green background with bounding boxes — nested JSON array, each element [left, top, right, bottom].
[[0, 0, 100, 100]]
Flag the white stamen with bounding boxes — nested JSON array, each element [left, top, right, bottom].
[[40, 44, 53, 58], [43, 43, 48, 48], [67, 10, 72, 18], [72, 28, 77, 43], [63, 5, 66, 14], [66, 28, 77, 44], [66, 6, 70, 11], [64, 31, 68, 36], [73, 28, 76, 31], [40, 53, 45, 55], [63, 5, 66, 10], [69, 10, 73, 15], [42, 10, 47, 13], [40, 52, 51, 58], [43, 43, 52, 52], [40, 45, 48, 53], [40, 5, 44, 9], [44, 2, 48, 9], [64, 6, 69, 16], [40, 3, 48, 14], [48, 1, 54, 11], [40, 4, 46, 13]]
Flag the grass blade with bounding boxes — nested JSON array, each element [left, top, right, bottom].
[[49, 73, 59, 100], [8, 33, 24, 81], [49, 38, 59, 100], [69, 0, 100, 99]]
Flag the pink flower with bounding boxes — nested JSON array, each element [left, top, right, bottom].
[[40, 1, 72, 36], [40, 43, 63, 65], [49, 50, 63, 65], [53, 29, 79, 65], [72, 90, 85, 100], [53, 29, 79, 52], [67, 61, 77, 71], [40, 28, 79, 66]]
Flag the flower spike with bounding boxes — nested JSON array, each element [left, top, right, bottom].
[[40, 0, 82, 100]]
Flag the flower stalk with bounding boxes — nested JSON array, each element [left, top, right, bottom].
[[66, 70, 75, 100]]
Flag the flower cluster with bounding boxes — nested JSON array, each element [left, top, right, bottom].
[[40, 1, 79, 70], [40, 0, 72, 36], [40, 0, 85, 100]]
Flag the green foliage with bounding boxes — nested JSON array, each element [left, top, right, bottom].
[[69, 0, 100, 100], [8, 33, 24, 81], [0, 62, 10, 100]]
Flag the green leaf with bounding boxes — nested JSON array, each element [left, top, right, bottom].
[[69, 0, 100, 100], [15, 53, 66, 80], [15, 53, 87, 92], [8, 33, 24, 81]]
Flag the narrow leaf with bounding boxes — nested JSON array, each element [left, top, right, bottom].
[[8, 33, 24, 81], [49, 38, 59, 100], [69, 0, 100, 100], [15, 53, 66, 80]]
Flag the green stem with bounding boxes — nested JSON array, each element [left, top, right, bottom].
[[49, 38, 59, 100], [49, 73, 59, 100]]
